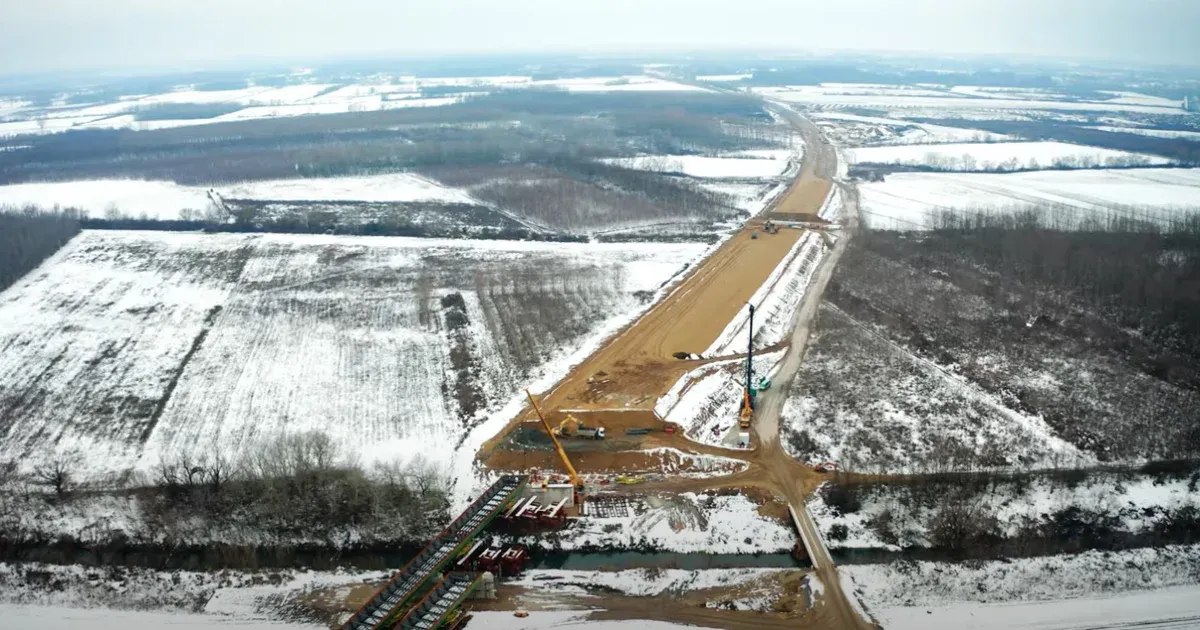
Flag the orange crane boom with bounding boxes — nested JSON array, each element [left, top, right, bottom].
[[525, 390, 582, 489]]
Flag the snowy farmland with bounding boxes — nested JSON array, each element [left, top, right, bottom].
[[840, 546, 1200, 630], [0, 231, 707, 481], [808, 111, 1011, 146], [602, 150, 798, 180], [857, 167, 1200, 230], [0, 75, 706, 138], [845, 141, 1171, 171], [756, 84, 1191, 117], [0, 174, 480, 220]]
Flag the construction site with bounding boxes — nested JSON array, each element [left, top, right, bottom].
[[320, 110, 876, 630]]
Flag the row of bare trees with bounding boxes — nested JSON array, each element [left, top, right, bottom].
[[0, 432, 451, 547]]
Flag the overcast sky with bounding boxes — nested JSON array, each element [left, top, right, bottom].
[[2, 0, 1197, 75]]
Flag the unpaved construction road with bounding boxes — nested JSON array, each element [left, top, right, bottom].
[[476, 101, 875, 629], [478, 134, 832, 458], [753, 180, 871, 630]]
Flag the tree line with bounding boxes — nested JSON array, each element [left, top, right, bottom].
[[1, 431, 451, 554], [0, 207, 82, 294]]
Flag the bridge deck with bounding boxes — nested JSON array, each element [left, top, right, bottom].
[[340, 475, 526, 630]]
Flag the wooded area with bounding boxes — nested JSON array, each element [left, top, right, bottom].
[[809, 206, 1200, 463], [0, 208, 82, 293], [0, 91, 776, 185]]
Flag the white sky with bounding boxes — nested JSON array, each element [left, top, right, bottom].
[[2, 0, 1198, 74]]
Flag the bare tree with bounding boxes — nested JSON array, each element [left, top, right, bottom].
[[33, 454, 76, 498], [205, 453, 234, 494]]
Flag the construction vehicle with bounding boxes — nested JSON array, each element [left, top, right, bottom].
[[739, 304, 757, 430], [525, 390, 583, 491], [739, 389, 753, 429], [554, 414, 605, 439]]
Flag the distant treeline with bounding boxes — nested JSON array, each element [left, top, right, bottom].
[[0, 208, 82, 293], [912, 118, 1200, 165], [80, 216, 587, 243]]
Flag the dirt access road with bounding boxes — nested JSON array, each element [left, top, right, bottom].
[[753, 180, 873, 630]]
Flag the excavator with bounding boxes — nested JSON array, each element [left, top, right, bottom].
[[554, 414, 606, 439], [525, 390, 584, 491]]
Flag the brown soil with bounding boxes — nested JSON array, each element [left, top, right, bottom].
[[484, 409, 749, 476], [296, 580, 385, 628], [768, 212, 830, 224], [737, 485, 792, 524], [478, 221, 804, 461]]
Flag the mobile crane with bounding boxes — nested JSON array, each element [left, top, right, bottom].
[[525, 390, 584, 490]]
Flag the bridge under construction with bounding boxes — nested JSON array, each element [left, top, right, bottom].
[[340, 475, 528, 630]]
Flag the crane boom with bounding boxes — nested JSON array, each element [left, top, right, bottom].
[[525, 390, 582, 489]]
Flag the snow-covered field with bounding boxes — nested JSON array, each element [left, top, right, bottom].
[[603, 150, 796, 179], [0, 179, 213, 218], [698, 181, 788, 214], [0, 561, 386, 627], [513, 568, 781, 598], [0, 231, 706, 482], [0, 606, 317, 629], [841, 546, 1200, 628], [757, 84, 1190, 116], [857, 167, 1200, 229], [1094, 125, 1200, 140], [846, 141, 1171, 171], [0, 174, 479, 219], [221, 173, 477, 204], [696, 74, 752, 83], [527, 492, 794, 554], [809, 472, 1200, 550], [809, 111, 1011, 146], [471, 613, 713, 630], [871, 586, 1200, 630], [0, 75, 705, 137]]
